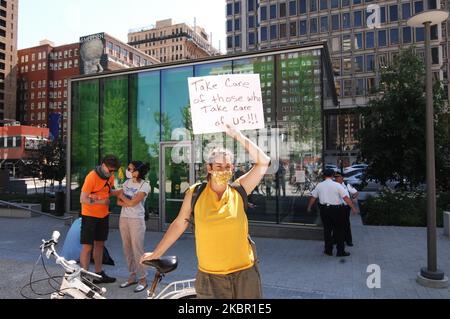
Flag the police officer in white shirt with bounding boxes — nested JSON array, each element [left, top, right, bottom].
[[307, 169, 359, 257], [334, 171, 359, 247]]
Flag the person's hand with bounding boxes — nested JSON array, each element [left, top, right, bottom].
[[352, 207, 359, 215], [224, 124, 243, 140], [140, 252, 157, 264]]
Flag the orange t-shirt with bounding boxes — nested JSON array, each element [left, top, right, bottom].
[[81, 170, 115, 218]]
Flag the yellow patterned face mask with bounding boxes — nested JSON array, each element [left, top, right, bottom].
[[211, 170, 233, 186]]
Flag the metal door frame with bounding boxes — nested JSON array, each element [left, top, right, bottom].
[[159, 141, 195, 230]]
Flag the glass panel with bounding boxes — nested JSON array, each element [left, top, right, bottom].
[[233, 56, 277, 223], [101, 76, 129, 213], [161, 66, 194, 141], [276, 51, 323, 225], [163, 145, 191, 224], [70, 80, 99, 212], [130, 71, 161, 216]]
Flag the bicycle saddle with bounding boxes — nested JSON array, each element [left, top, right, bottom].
[[142, 256, 178, 274]]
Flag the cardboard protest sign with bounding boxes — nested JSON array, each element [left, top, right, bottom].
[[188, 74, 265, 135]]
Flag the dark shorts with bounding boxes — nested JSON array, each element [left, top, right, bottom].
[[80, 215, 109, 245]]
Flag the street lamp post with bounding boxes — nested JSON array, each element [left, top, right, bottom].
[[407, 9, 449, 288]]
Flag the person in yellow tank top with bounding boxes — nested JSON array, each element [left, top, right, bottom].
[[140, 124, 271, 299]]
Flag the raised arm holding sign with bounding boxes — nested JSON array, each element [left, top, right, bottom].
[[188, 74, 265, 135]]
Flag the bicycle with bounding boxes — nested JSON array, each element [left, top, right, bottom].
[[21, 231, 196, 299]]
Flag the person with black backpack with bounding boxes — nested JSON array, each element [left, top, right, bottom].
[[140, 124, 271, 299]]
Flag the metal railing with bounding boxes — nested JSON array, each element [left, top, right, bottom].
[[0, 199, 73, 221]]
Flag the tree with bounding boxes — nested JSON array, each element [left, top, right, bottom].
[[356, 48, 450, 190]]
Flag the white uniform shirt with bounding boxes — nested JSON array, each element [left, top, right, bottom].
[[338, 183, 358, 206], [311, 178, 348, 205], [120, 179, 150, 219]]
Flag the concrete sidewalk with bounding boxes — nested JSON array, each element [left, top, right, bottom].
[[1, 214, 450, 299]]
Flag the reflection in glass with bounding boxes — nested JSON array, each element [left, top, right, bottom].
[[130, 71, 161, 215], [101, 76, 129, 213], [70, 80, 99, 212]]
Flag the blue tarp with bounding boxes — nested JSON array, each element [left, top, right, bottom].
[[60, 217, 82, 261]]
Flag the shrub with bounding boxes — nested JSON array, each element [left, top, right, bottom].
[[361, 188, 450, 227]]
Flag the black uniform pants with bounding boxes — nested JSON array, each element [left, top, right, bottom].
[[343, 206, 353, 244], [320, 205, 345, 254]]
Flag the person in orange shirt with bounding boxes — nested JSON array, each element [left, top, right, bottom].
[[140, 125, 271, 299], [79, 154, 122, 284]]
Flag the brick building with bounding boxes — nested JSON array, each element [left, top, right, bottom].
[[17, 40, 79, 141], [17, 33, 159, 142], [0, 0, 19, 121]]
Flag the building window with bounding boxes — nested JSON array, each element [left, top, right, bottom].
[[403, 27, 412, 44], [248, 32, 255, 45], [279, 23, 287, 38], [279, 2, 286, 17], [343, 79, 352, 97], [342, 12, 351, 29], [416, 27, 424, 42], [389, 5, 398, 22], [342, 34, 351, 51], [354, 11, 362, 28], [290, 21, 297, 37], [289, 0, 297, 16], [248, 16, 255, 28], [270, 4, 277, 19], [261, 27, 268, 41], [310, 0, 317, 12], [366, 54, 375, 72], [331, 14, 339, 31], [355, 78, 365, 96], [378, 30, 387, 47], [260, 6, 267, 20], [331, 0, 339, 9], [354, 33, 363, 50], [354, 55, 363, 72], [226, 3, 232, 16], [299, 0, 307, 14], [299, 20, 307, 35], [227, 19, 232, 32], [270, 25, 278, 39], [234, 2, 240, 14], [341, 0, 350, 7], [320, 16, 328, 33], [247, 0, 255, 12], [320, 0, 328, 10], [380, 6, 386, 23], [366, 31, 375, 49], [390, 28, 399, 45], [402, 3, 411, 20], [234, 18, 241, 31], [310, 18, 318, 34], [414, 1, 423, 14]]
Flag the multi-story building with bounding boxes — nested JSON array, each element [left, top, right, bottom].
[[0, 0, 19, 121], [17, 40, 79, 141], [128, 19, 220, 63], [226, 0, 448, 165], [17, 34, 159, 142], [79, 32, 159, 75]]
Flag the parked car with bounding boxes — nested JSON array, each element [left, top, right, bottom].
[[343, 164, 368, 175], [325, 164, 339, 172]]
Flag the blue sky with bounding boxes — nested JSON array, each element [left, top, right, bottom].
[[18, 0, 227, 52]]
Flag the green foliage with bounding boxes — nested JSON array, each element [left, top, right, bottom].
[[356, 48, 450, 190], [361, 189, 450, 227]]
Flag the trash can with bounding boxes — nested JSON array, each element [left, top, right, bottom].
[[55, 191, 65, 216]]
